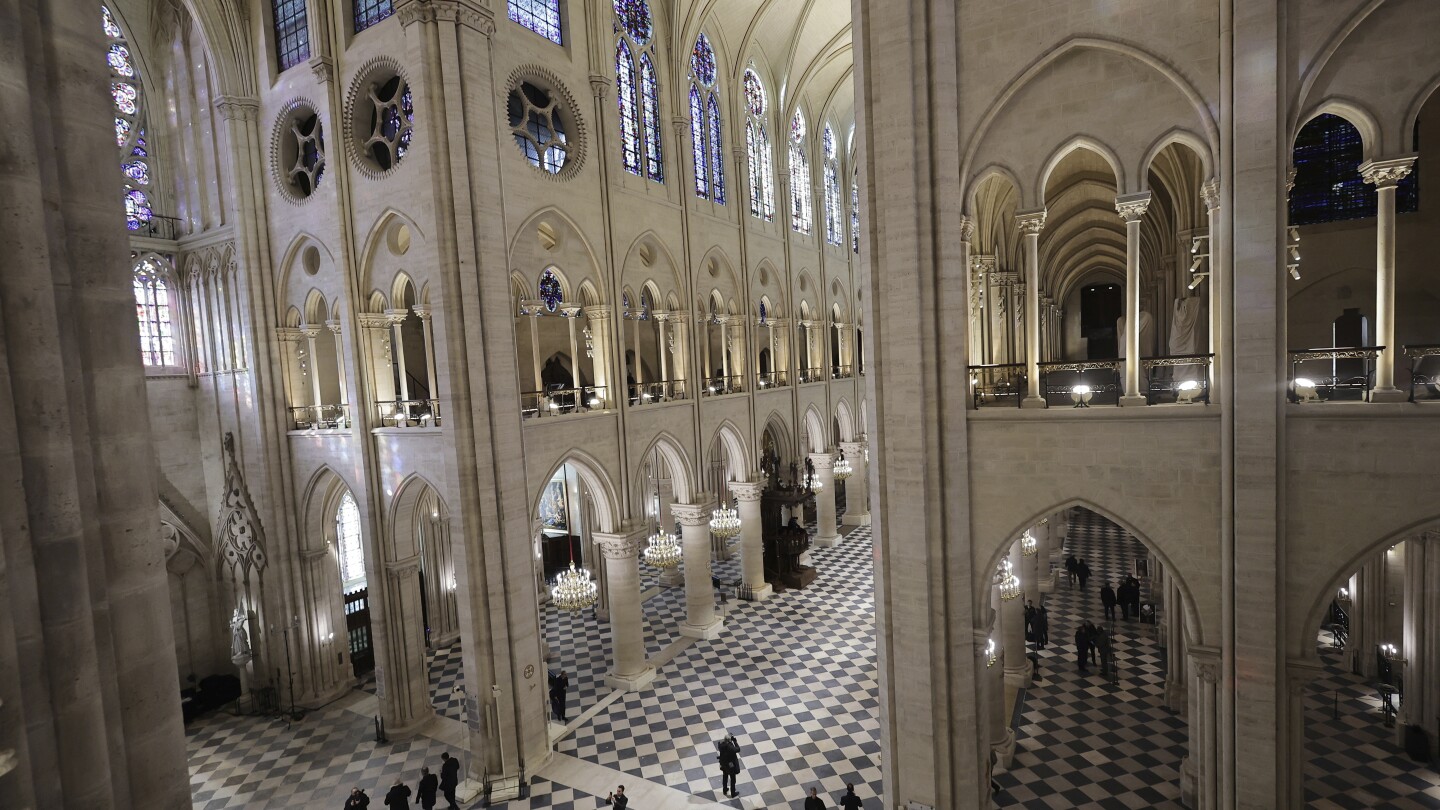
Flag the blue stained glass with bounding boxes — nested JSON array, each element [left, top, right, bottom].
[[397, 85, 414, 159], [508, 0, 562, 44], [639, 53, 663, 182], [825, 160, 842, 245], [124, 188, 152, 231], [115, 117, 131, 147], [112, 82, 138, 115], [123, 160, 149, 184], [103, 5, 122, 38], [273, 0, 310, 72], [613, 0, 651, 44], [743, 69, 764, 116], [690, 86, 707, 198], [616, 41, 641, 175], [759, 301, 767, 324], [1290, 113, 1418, 225], [539, 270, 562, 312], [353, 0, 394, 33], [691, 33, 716, 87], [851, 171, 860, 253], [747, 119, 774, 220], [108, 44, 134, 77], [707, 93, 725, 205], [823, 124, 836, 161]]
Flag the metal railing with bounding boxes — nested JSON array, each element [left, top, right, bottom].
[[968, 363, 1025, 408], [1040, 359, 1122, 407], [376, 398, 442, 427], [797, 367, 826, 384], [290, 403, 351, 430], [1142, 354, 1214, 405], [628, 380, 685, 406], [1405, 344, 1440, 402], [831, 364, 855, 380], [1287, 346, 1382, 403], [522, 386, 608, 418], [755, 370, 788, 389], [702, 375, 744, 397]]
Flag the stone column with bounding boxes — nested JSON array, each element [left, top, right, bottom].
[[673, 501, 724, 639], [729, 480, 773, 601], [655, 313, 670, 386], [1360, 158, 1415, 402], [386, 309, 412, 402], [1202, 180, 1222, 401], [594, 528, 656, 690], [303, 327, 324, 414], [1001, 542, 1032, 687], [839, 441, 870, 526], [1184, 649, 1220, 810], [380, 556, 435, 735], [1284, 662, 1323, 810], [528, 308, 544, 394], [810, 452, 840, 547], [562, 305, 582, 395], [1016, 211, 1047, 407], [1116, 192, 1152, 405], [1165, 578, 1188, 712], [585, 306, 612, 406], [414, 304, 439, 402], [985, 619, 1016, 767], [1035, 517, 1054, 592]]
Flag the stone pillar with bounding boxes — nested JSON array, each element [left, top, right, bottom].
[[303, 327, 324, 411], [729, 479, 774, 601], [1001, 542, 1032, 687], [1360, 158, 1415, 402], [1284, 662, 1323, 810], [839, 441, 870, 526], [379, 556, 435, 735], [1035, 518, 1054, 592], [528, 309, 544, 394], [562, 305, 582, 394], [585, 306, 613, 406], [594, 528, 656, 690], [1017, 210, 1047, 407], [386, 309, 412, 402], [673, 501, 724, 639], [1165, 578, 1188, 712], [810, 452, 840, 547], [1183, 649, 1220, 810], [414, 304, 439, 402], [985, 620, 1016, 767], [655, 313, 670, 385], [1353, 554, 1385, 677], [1116, 192, 1152, 406]]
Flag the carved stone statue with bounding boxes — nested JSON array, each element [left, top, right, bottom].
[[1169, 296, 1206, 356], [230, 607, 252, 665], [1116, 311, 1154, 359]]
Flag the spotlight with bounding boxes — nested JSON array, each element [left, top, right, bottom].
[[1288, 264, 1301, 281], [1070, 384, 1093, 408], [589, 396, 601, 406], [1176, 379, 1201, 404], [1289, 245, 1301, 261], [1190, 239, 1200, 255], [1293, 377, 1320, 403], [1288, 226, 1300, 243], [1188, 273, 1208, 291], [1190, 256, 1204, 272]]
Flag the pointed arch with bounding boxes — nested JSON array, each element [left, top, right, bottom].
[[1294, 98, 1383, 162], [635, 431, 694, 504], [1137, 128, 1214, 191], [387, 473, 452, 562], [357, 208, 428, 299], [1036, 136, 1127, 203], [803, 404, 828, 454], [710, 419, 752, 480], [834, 397, 856, 442]]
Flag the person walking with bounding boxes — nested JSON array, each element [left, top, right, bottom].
[[383, 778, 411, 809], [552, 669, 570, 723], [1036, 606, 1050, 649], [343, 787, 371, 810], [1125, 575, 1142, 619], [1076, 558, 1092, 590], [1101, 581, 1117, 621], [605, 785, 628, 808], [804, 786, 827, 810], [439, 752, 460, 810], [1085, 621, 1101, 667], [839, 782, 864, 809], [716, 732, 742, 797], [1117, 579, 1134, 620], [1074, 624, 1090, 672], [416, 766, 438, 810], [1064, 554, 1079, 587]]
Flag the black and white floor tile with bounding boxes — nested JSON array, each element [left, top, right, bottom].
[[994, 508, 1188, 809]]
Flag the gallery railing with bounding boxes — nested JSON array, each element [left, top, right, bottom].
[[1286, 346, 1382, 403], [1142, 354, 1214, 405], [968, 363, 1025, 409], [756, 370, 788, 389], [376, 398, 442, 426], [523, 386, 608, 418], [797, 367, 826, 384], [1405, 344, 1440, 402], [290, 403, 351, 430], [702, 375, 745, 397], [1040, 359, 1122, 407], [629, 380, 685, 405], [832, 364, 855, 380]]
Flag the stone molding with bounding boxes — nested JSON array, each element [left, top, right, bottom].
[[728, 479, 765, 502], [1359, 156, 1416, 188], [959, 214, 975, 242], [809, 451, 836, 470], [386, 556, 423, 579], [1115, 191, 1153, 222], [215, 95, 260, 121], [1015, 208, 1047, 234], [1201, 178, 1220, 211], [594, 531, 646, 560], [671, 501, 715, 527]]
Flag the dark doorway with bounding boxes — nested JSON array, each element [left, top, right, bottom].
[[344, 587, 374, 678], [1081, 283, 1122, 360]]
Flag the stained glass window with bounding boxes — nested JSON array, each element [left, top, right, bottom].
[[124, 189, 153, 231], [104, 6, 152, 233], [107, 43, 134, 77], [691, 33, 716, 86], [273, 0, 309, 71], [336, 492, 367, 592], [851, 169, 860, 253], [1290, 113, 1418, 226], [790, 111, 812, 234], [707, 94, 725, 204], [759, 300, 767, 325], [690, 87, 708, 198], [134, 260, 175, 366], [111, 81, 138, 115], [615, 0, 663, 182], [508, 0, 562, 43], [823, 125, 843, 245], [367, 76, 414, 171], [353, 0, 394, 33], [508, 82, 569, 174], [688, 34, 724, 204], [115, 116, 132, 147], [539, 269, 563, 312], [102, 5, 122, 38], [123, 160, 150, 184], [743, 69, 774, 220]]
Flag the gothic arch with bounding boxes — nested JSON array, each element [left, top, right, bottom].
[[709, 420, 752, 480], [761, 409, 796, 463], [358, 208, 428, 300], [532, 451, 621, 535], [386, 474, 451, 562], [803, 404, 828, 454], [834, 397, 856, 442], [299, 465, 360, 556], [1293, 98, 1383, 163], [1036, 136, 1128, 203], [1137, 128, 1214, 190], [636, 432, 695, 505]]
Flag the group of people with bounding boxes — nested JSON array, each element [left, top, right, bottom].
[[1023, 600, 1050, 648], [1064, 554, 1092, 589], [343, 752, 461, 810], [1073, 620, 1117, 677], [694, 731, 864, 808], [1100, 576, 1143, 621]]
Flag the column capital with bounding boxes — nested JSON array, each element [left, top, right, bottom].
[[809, 451, 836, 470], [411, 304, 433, 320], [560, 305, 582, 319], [959, 215, 975, 242], [588, 73, 611, 99], [383, 308, 410, 325], [728, 479, 766, 502], [585, 305, 613, 320], [1359, 156, 1416, 188], [671, 500, 717, 526], [594, 526, 649, 559], [1284, 658, 1326, 697], [358, 312, 391, 329], [971, 254, 997, 273], [838, 440, 867, 457], [1015, 209, 1047, 234], [325, 319, 343, 334], [275, 327, 304, 342], [385, 555, 423, 579], [214, 95, 260, 121], [1115, 191, 1153, 222], [1201, 178, 1220, 211], [300, 326, 321, 340]]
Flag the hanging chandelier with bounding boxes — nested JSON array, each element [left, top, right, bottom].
[[643, 529, 682, 569], [985, 637, 999, 667], [993, 557, 1010, 584], [999, 569, 1023, 601], [833, 454, 853, 481], [550, 562, 598, 612], [710, 501, 741, 540], [1021, 531, 1038, 557]]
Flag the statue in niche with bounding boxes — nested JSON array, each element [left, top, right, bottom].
[[1116, 311, 1154, 359], [230, 607, 252, 665], [1169, 296, 1207, 381]]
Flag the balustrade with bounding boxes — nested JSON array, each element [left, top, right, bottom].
[[522, 386, 609, 418], [375, 398, 442, 427], [797, 367, 826, 385], [703, 375, 744, 397], [968, 363, 1026, 409], [1287, 346, 1383, 403], [290, 403, 350, 430], [1405, 345, 1440, 402], [832, 364, 854, 380], [1143, 354, 1214, 405], [756, 370, 788, 389], [1040, 360, 1122, 407], [628, 380, 686, 406]]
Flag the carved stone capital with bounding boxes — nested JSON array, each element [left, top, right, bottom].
[[1016, 209, 1047, 235], [1359, 156, 1416, 188], [728, 479, 765, 502], [325, 319, 343, 334], [358, 312, 392, 329], [594, 530, 646, 560], [214, 95, 260, 122], [275, 327, 304, 342], [300, 326, 321, 340], [959, 215, 975, 242], [1201, 178, 1220, 212], [972, 254, 997, 273], [670, 500, 716, 527], [589, 73, 611, 99], [309, 55, 334, 84], [809, 451, 836, 471], [386, 556, 423, 579], [383, 308, 410, 325], [585, 305, 613, 320], [1115, 191, 1153, 223]]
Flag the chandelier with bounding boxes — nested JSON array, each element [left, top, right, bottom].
[[643, 529, 682, 569], [999, 571, 1023, 601], [550, 562, 598, 612], [710, 501, 741, 540], [833, 454, 853, 481], [985, 637, 999, 667], [993, 557, 1011, 584], [1021, 531, 1038, 557]]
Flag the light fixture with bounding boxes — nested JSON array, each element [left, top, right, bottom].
[[643, 529, 682, 569], [1288, 264, 1301, 281], [589, 396, 601, 406], [1338, 586, 1350, 600], [1189, 256, 1204, 272], [1288, 245, 1301, 262], [1382, 642, 1400, 659], [1176, 379, 1202, 404], [833, 454, 853, 481], [1293, 377, 1321, 403], [1188, 272, 1208, 291], [1021, 531, 1037, 557], [709, 501, 741, 540], [1070, 384, 1093, 408], [985, 637, 999, 667], [550, 562, 598, 612], [1288, 226, 1300, 243], [999, 569, 1023, 601]]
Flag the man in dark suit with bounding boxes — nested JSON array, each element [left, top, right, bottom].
[[605, 785, 628, 808], [804, 786, 827, 810], [383, 778, 411, 808], [716, 732, 742, 797], [416, 766, 439, 810], [1101, 582, 1118, 621], [1076, 558, 1092, 590], [439, 752, 460, 810]]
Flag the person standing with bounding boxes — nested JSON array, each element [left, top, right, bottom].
[[1076, 558, 1092, 590], [1036, 606, 1050, 649], [716, 732, 742, 797], [605, 785, 629, 808], [1085, 621, 1100, 667], [343, 787, 370, 810], [439, 752, 460, 810], [383, 778, 411, 809], [839, 783, 864, 809], [416, 766, 438, 810], [1126, 575, 1142, 619], [1074, 624, 1090, 672], [804, 786, 827, 810], [1100, 582, 1117, 621], [1064, 554, 1079, 587]]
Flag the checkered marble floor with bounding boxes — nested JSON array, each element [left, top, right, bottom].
[[995, 507, 1188, 809], [1303, 640, 1440, 808], [557, 524, 883, 809]]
